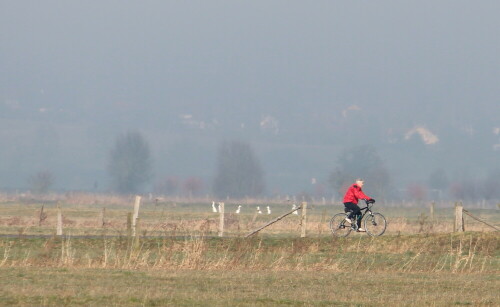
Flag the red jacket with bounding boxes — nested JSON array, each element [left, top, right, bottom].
[[343, 184, 372, 204]]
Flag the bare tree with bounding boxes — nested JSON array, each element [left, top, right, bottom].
[[154, 176, 180, 196], [28, 170, 54, 194], [108, 131, 152, 194], [481, 168, 500, 200], [213, 140, 265, 199], [183, 177, 203, 198], [428, 168, 448, 191], [407, 183, 428, 202], [329, 145, 391, 199]]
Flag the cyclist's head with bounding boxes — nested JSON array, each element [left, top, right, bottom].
[[355, 178, 364, 187]]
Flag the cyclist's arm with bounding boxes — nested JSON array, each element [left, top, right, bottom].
[[354, 188, 372, 202]]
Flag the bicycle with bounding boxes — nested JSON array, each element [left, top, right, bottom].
[[329, 200, 387, 237]]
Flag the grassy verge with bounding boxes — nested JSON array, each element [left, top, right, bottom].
[[0, 229, 498, 305], [1, 232, 498, 272], [0, 268, 498, 306]]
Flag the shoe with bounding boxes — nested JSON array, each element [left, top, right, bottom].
[[345, 217, 352, 224], [357, 228, 366, 232]]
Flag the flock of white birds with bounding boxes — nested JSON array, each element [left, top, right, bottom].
[[211, 201, 299, 215]]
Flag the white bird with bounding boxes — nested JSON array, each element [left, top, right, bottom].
[[212, 201, 218, 213], [257, 206, 262, 214], [235, 205, 242, 214], [267, 206, 271, 215], [292, 204, 298, 215]]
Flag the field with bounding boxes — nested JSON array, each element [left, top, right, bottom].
[[0, 194, 498, 237], [0, 194, 499, 306], [1, 267, 498, 306]]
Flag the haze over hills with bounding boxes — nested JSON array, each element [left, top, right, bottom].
[[1, 1, 499, 198]]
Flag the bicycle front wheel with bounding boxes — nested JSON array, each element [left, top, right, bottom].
[[330, 213, 352, 237], [364, 213, 387, 236]]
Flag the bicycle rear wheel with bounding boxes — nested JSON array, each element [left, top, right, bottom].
[[330, 213, 353, 237], [364, 212, 387, 236]]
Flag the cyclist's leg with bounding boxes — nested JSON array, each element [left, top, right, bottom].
[[355, 213, 362, 228], [344, 202, 361, 220]]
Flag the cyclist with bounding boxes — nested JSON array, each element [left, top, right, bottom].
[[343, 178, 375, 232]]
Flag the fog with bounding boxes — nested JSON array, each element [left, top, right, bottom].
[[1, 1, 499, 198]]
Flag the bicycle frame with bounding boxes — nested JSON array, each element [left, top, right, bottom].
[[345, 203, 375, 229], [357, 203, 375, 220], [331, 201, 386, 236]]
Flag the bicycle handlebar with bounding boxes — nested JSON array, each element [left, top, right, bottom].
[[362, 200, 375, 210]]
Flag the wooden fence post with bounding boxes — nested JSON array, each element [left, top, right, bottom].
[[56, 205, 63, 236], [300, 202, 308, 238], [127, 212, 132, 238], [218, 202, 225, 237], [134, 218, 141, 249], [430, 202, 435, 222], [453, 202, 457, 232], [132, 195, 141, 237], [101, 208, 106, 228], [455, 203, 464, 232], [39, 204, 47, 226]]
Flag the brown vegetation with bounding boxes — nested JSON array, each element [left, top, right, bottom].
[[0, 193, 498, 306]]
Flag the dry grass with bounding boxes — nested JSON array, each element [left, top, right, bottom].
[[0, 232, 497, 272], [0, 192, 498, 306], [0, 232, 498, 306], [1, 196, 498, 305], [0, 268, 498, 306]]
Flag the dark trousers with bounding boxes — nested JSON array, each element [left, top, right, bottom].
[[344, 202, 362, 227]]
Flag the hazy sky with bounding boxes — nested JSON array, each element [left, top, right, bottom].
[[1, 1, 499, 196]]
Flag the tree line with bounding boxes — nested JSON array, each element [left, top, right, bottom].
[[28, 131, 500, 201], [107, 132, 265, 198]]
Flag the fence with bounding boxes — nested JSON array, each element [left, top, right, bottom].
[[1, 198, 499, 237], [454, 204, 500, 232]]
